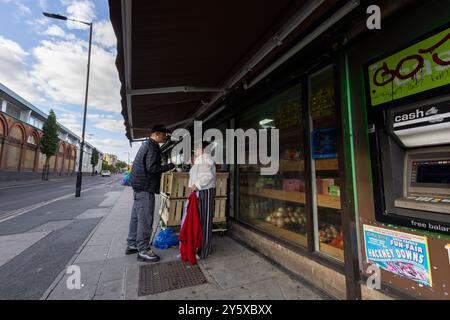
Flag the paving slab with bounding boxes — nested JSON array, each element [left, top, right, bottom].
[[74, 244, 110, 264], [93, 279, 124, 300], [276, 274, 326, 300], [205, 258, 283, 290], [98, 192, 123, 207], [47, 260, 104, 300], [75, 208, 110, 220], [204, 278, 285, 300]]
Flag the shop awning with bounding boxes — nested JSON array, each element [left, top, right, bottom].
[[109, 0, 351, 140]]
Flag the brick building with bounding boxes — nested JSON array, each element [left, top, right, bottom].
[[0, 82, 103, 181]]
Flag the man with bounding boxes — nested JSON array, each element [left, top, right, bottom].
[[126, 125, 175, 262]]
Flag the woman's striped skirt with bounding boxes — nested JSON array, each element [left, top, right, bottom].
[[197, 188, 215, 259]]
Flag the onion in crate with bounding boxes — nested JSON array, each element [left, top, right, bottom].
[[276, 217, 285, 228]]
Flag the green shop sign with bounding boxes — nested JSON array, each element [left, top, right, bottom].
[[368, 26, 450, 106]]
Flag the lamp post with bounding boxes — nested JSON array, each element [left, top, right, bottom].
[[124, 152, 130, 171], [43, 12, 93, 198]]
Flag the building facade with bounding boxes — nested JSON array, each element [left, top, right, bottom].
[[0, 83, 103, 180], [103, 153, 118, 167]]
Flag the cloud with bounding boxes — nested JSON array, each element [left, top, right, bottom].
[[87, 114, 125, 133], [61, 0, 96, 29], [16, 2, 31, 16], [93, 20, 117, 49], [86, 137, 138, 161], [40, 25, 77, 40], [0, 36, 42, 102], [57, 112, 83, 136], [42, 25, 66, 37], [30, 38, 122, 114], [38, 0, 48, 10], [0, 0, 31, 17]]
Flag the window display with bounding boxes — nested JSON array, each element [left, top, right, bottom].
[[309, 65, 344, 261], [238, 85, 308, 247], [236, 66, 345, 259]]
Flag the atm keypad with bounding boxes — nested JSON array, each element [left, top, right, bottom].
[[407, 196, 450, 203]]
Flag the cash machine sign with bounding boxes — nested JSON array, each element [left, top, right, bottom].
[[392, 101, 450, 147], [393, 103, 450, 128], [368, 27, 450, 106]]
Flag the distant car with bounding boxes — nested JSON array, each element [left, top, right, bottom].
[[101, 170, 111, 177]]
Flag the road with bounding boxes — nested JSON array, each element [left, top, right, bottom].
[[0, 175, 125, 300], [0, 176, 113, 218]]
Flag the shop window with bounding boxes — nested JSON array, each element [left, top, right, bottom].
[[308, 65, 344, 261], [238, 84, 308, 247]]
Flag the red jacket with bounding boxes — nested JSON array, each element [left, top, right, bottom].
[[178, 192, 203, 265]]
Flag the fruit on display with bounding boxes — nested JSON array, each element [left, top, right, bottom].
[[276, 217, 285, 228], [319, 224, 344, 249], [255, 178, 275, 189], [263, 206, 307, 230]]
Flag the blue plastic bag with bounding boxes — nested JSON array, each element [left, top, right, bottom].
[[154, 227, 179, 249], [122, 172, 131, 186]]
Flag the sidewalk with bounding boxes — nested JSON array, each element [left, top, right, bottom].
[[45, 187, 328, 300]]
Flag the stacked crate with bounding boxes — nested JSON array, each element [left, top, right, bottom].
[[159, 172, 229, 227]]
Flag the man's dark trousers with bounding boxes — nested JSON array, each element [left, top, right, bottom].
[[127, 190, 155, 252]]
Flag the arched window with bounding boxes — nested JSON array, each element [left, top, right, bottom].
[[0, 119, 4, 137], [9, 125, 24, 142], [27, 135, 37, 145]]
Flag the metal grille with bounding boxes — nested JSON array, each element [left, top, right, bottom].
[[138, 260, 207, 296]]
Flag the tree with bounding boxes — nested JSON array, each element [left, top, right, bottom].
[[90, 148, 99, 175], [102, 160, 116, 173], [40, 110, 59, 181], [116, 161, 127, 170]]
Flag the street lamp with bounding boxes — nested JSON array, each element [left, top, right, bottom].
[[43, 12, 93, 198]]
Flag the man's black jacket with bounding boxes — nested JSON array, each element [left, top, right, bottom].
[[129, 139, 175, 193]]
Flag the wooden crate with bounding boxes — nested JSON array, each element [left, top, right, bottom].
[[161, 172, 229, 198], [160, 195, 227, 227], [161, 172, 190, 198], [215, 173, 229, 197]]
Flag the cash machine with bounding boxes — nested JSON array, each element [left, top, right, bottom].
[[364, 22, 450, 235], [367, 93, 450, 235]]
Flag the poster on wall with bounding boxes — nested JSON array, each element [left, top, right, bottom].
[[367, 26, 450, 106], [363, 225, 432, 287]]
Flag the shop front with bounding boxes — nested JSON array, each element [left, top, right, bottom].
[[110, 0, 449, 300]]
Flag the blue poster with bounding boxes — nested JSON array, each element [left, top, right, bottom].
[[311, 128, 337, 159], [363, 225, 432, 287]]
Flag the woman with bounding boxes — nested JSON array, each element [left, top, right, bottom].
[[189, 141, 216, 259]]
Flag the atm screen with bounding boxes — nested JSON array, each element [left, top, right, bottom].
[[413, 161, 450, 185]]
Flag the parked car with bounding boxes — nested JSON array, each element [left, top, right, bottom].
[[101, 170, 111, 177]]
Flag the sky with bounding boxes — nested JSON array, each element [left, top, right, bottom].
[[0, 0, 139, 163]]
